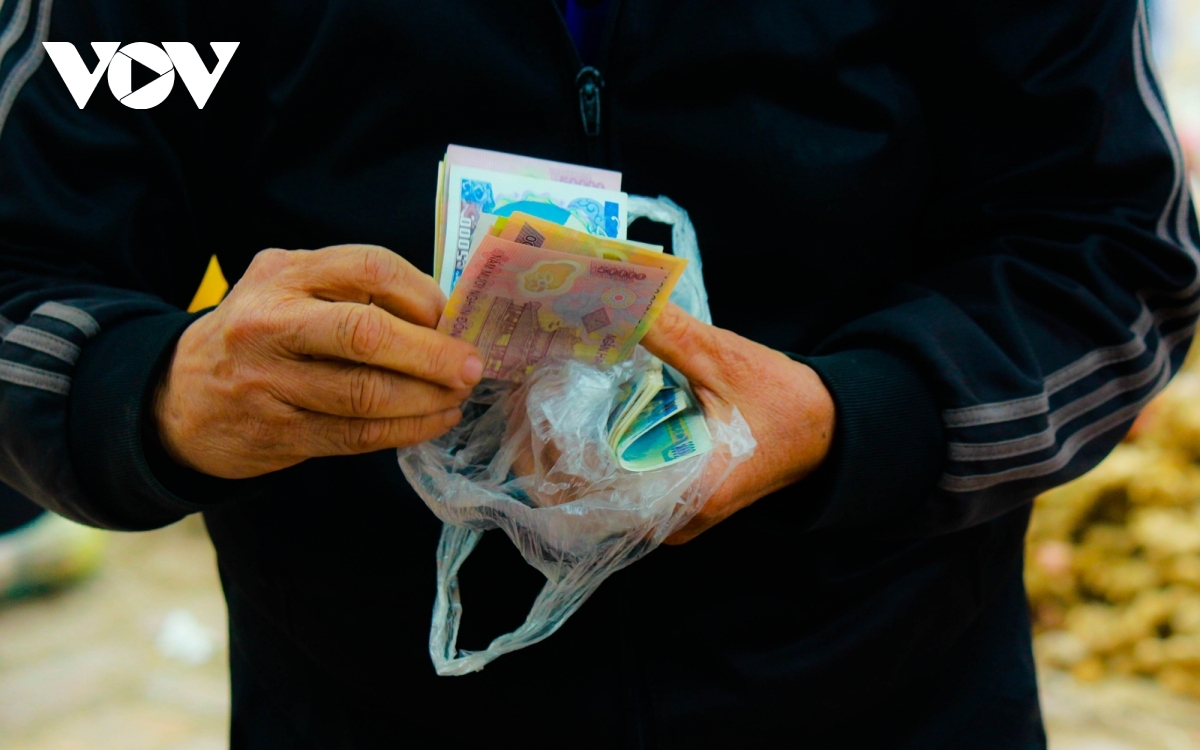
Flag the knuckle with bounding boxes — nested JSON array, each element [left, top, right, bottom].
[[224, 301, 288, 351], [347, 366, 388, 417], [359, 246, 401, 288], [224, 309, 264, 347], [342, 419, 386, 452], [393, 417, 429, 448], [339, 306, 391, 360], [258, 299, 292, 338], [418, 334, 453, 378], [359, 248, 387, 287], [221, 295, 295, 355], [248, 248, 290, 278], [276, 311, 308, 354]]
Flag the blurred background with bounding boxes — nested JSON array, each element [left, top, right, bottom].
[[0, 515, 228, 750], [4, 3, 1200, 748]]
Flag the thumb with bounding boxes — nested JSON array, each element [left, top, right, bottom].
[[640, 302, 719, 388]]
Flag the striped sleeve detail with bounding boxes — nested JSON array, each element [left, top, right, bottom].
[[32, 301, 100, 337], [0, 301, 100, 395], [938, 0, 1199, 495], [0, 0, 34, 65], [0, 359, 69, 395], [4, 324, 80, 364], [0, 0, 96, 401], [0, 0, 52, 137], [940, 359, 1172, 493]]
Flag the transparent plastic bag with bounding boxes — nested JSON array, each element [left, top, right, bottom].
[[398, 195, 756, 675]]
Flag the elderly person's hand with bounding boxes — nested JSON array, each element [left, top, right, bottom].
[[154, 245, 483, 479], [641, 303, 836, 544]]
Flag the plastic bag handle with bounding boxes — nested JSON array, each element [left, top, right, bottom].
[[431, 522, 615, 675]]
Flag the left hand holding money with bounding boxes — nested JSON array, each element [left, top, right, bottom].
[[641, 303, 836, 544]]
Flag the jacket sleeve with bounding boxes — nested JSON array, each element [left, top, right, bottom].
[[782, 0, 1200, 536], [0, 1, 246, 530]]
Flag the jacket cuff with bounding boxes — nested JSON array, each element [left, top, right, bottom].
[[68, 312, 275, 530], [773, 349, 946, 530]]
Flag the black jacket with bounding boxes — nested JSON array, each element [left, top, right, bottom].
[[0, 0, 1195, 747]]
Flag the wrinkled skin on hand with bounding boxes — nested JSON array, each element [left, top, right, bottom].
[[641, 303, 835, 544], [155, 245, 484, 479], [503, 303, 834, 540]]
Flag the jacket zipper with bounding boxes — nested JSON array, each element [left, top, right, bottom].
[[576, 66, 604, 137], [551, 0, 623, 160]]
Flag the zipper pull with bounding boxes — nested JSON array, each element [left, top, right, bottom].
[[576, 66, 604, 137]]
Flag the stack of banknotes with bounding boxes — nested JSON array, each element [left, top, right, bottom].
[[433, 145, 712, 471]]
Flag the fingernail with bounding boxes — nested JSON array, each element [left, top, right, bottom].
[[461, 354, 483, 384]]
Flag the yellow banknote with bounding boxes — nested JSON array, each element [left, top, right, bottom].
[[438, 235, 682, 381], [493, 214, 687, 347]]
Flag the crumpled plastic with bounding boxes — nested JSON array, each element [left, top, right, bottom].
[[398, 195, 756, 675]]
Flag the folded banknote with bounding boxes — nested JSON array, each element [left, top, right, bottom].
[[438, 235, 674, 380], [605, 361, 712, 471], [497, 212, 685, 338], [617, 407, 713, 472], [608, 358, 665, 448]]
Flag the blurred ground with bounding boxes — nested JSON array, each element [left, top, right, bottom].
[[1042, 669, 1200, 750], [0, 517, 228, 750], [0, 517, 1196, 749]]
